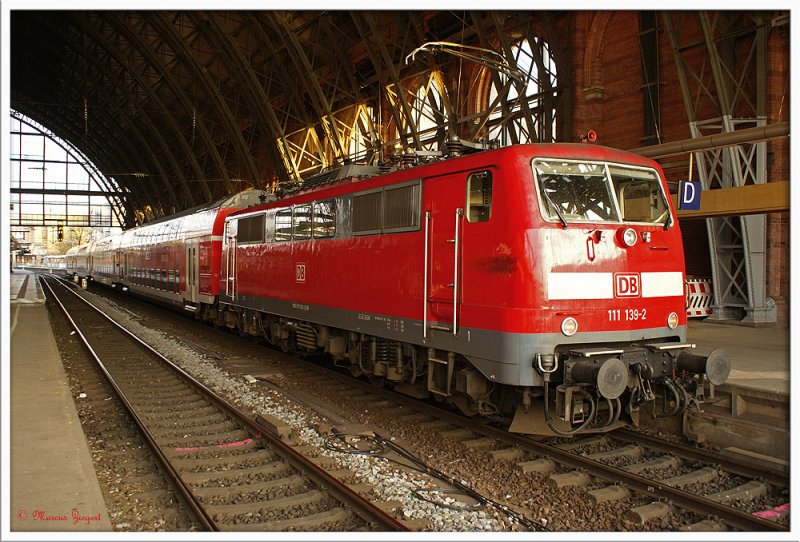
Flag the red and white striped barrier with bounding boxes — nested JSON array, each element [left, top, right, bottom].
[[685, 278, 713, 318]]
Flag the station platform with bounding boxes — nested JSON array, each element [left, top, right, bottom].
[[7, 269, 111, 532], [687, 318, 790, 394]]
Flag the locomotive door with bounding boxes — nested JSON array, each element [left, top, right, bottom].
[[186, 239, 199, 303], [424, 174, 466, 339]]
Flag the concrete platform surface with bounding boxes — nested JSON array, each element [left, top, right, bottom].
[[8, 269, 111, 531], [688, 319, 790, 394]]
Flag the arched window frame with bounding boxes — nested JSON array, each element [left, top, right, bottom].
[[481, 36, 559, 145], [9, 110, 127, 229]]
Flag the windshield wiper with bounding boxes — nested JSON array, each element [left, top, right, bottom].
[[542, 189, 568, 228]]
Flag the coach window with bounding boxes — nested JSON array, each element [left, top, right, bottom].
[[275, 209, 293, 241], [467, 171, 493, 222], [293, 204, 313, 240], [313, 200, 336, 238]]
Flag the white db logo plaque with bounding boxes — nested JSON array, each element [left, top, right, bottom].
[[614, 273, 640, 298]]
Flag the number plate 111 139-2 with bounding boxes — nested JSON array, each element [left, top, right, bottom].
[[608, 308, 647, 322]]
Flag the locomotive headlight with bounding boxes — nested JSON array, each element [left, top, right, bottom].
[[667, 311, 679, 329], [622, 228, 638, 247], [561, 317, 578, 336]]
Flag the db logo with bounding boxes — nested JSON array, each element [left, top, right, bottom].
[[615, 273, 640, 298], [295, 263, 306, 283]]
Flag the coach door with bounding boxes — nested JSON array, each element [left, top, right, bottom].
[[424, 174, 466, 339], [186, 239, 199, 303], [224, 222, 237, 300], [115, 250, 124, 279]]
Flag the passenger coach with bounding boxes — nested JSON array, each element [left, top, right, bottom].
[[66, 190, 267, 314]]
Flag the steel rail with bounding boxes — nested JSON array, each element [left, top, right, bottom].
[[41, 275, 407, 532], [500, 432, 787, 532], [612, 429, 788, 488]]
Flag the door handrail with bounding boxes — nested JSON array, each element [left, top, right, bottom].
[[231, 239, 237, 299], [453, 208, 463, 336], [423, 211, 431, 342]]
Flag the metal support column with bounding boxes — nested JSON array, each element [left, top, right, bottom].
[[662, 11, 774, 323]]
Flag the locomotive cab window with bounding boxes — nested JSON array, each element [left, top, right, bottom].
[[609, 166, 671, 225], [533, 159, 670, 226], [534, 160, 618, 223], [467, 171, 493, 223]]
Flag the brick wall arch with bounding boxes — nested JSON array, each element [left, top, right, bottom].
[[582, 12, 613, 101]]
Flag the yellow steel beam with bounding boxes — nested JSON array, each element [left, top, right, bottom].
[[671, 182, 789, 219]]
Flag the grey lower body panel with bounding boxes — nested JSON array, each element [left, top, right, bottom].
[[220, 293, 687, 388]]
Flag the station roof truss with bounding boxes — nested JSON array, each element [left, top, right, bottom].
[[11, 11, 569, 227]]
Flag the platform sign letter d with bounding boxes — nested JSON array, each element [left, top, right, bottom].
[[679, 181, 701, 211]]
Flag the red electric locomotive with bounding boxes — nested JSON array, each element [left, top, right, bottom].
[[70, 143, 729, 435], [218, 143, 729, 435]]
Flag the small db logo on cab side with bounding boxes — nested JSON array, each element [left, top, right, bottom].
[[615, 273, 640, 298], [296, 263, 306, 283]]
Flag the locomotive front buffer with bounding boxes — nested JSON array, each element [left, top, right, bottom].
[[519, 344, 730, 435]]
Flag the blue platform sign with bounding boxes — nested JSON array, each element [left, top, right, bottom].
[[679, 181, 701, 211]]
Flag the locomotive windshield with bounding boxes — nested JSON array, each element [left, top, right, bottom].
[[533, 159, 671, 226]]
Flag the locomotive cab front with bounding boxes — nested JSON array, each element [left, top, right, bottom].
[[511, 153, 730, 435]]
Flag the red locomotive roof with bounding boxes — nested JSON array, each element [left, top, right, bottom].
[[231, 143, 664, 216]]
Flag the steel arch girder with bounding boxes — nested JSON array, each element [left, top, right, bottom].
[[662, 11, 773, 322]]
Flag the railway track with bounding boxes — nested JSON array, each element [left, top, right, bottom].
[[40, 275, 406, 532], [275, 360, 789, 532], [48, 300, 199, 531], [50, 275, 789, 532]]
